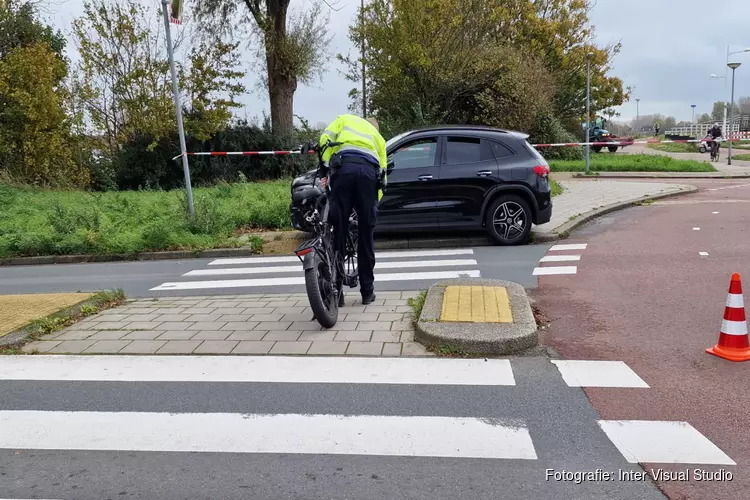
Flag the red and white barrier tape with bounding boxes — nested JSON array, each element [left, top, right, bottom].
[[172, 138, 750, 160]]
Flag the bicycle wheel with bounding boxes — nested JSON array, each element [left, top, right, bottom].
[[304, 249, 339, 328]]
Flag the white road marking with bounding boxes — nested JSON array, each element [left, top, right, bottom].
[[548, 243, 587, 251], [713, 211, 719, 214], [0, 355, 516, 385], [551, 360, 649, 388], [693, 227, 700, 230], [0, 411, 538, 460], [539, 255, 581, 263], [707, 183, 750, 191], [532, 266, 577, 276], [699, 252, 709, 256], [208, 248, 475, 266], [598, 420, 736, 465], [151, 270, 481, 291], [184, 259, 478, 277]]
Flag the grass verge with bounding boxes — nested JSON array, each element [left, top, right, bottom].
[[647, 143, 699, 153], [730, 153, 750, 161], [549, 154, 715, 173], [0, 289, 126, 354], [550, 179, 563, 197], [0, 181, 283, 258]]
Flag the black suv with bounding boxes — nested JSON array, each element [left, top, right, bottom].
[[290, 125, 552, 245]]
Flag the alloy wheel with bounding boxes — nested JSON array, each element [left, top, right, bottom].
[[492, 201, 528, 242]]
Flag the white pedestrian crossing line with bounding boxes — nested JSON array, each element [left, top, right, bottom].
[[539, 255, 581, 263], [548, 243, 587, 251], [0, 411, 538, 460], [532, 266, 577, 276], [0, 357, 735, 466], [150, 248, 482, 291], [152, 270, 481, 291], [208, 248, 475, 266], [551, 360, 649, 388], [598, 420, 736, 465], [183, 259, 478, 277], [0, 355, 517, 385]]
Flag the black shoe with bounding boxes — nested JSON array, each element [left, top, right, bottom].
[[361, 292, 376, 305]]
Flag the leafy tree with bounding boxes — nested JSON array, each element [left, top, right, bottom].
[[195, 0, 334, 136], [72, 0, 246, 154], [0, 43, 88, 186], [340, 0, 628, 136], [697, 113, 712, 123], [0, 0, 66, 59]]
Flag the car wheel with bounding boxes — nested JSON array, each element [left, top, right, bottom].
[[486, 195, 532, 246]]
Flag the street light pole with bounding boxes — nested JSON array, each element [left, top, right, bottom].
[[585, 53, 592, 175], [360, 0, 366, 118], [635, 98, 640, 133], [691, 104, 696, 123], [728, 61, 741, 165], [161, 0, 194, 219]]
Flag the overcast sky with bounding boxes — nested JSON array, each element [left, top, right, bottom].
[[44, 0, 750, 127]]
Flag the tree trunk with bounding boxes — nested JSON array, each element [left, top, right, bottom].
[[269, 79, 295, 137], [265, 0, 295, 137]]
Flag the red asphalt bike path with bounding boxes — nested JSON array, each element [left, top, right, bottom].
[[533, 179, 750, 500]]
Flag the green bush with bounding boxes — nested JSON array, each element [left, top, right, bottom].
[[529, 110, 584, 161]]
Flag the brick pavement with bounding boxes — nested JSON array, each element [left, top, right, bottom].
[[534, 179, 692, 236], [22, 291, 434, 357]]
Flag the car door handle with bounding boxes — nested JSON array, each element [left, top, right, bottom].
[[476, 170, 492, 177], [417, 174, 433, 181]]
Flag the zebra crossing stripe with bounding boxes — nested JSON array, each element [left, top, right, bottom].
[[0, 355, 516, 385], [0, 411, 538, 459], [207, 248, 475, 266], [150, 270, 481, 291], [183, 259, 478, 277]]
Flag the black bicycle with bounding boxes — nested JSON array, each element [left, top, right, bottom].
[[293, 141, 359, 328], [710, 139, 721, 162]]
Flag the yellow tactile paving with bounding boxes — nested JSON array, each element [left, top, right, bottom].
[[440, 286, 513, 323], [0, 293, 93, 337]]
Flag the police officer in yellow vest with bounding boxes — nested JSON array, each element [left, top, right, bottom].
[[319, 114, 387, 305]]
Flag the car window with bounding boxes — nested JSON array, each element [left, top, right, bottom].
[[490, 141, 514, 159], [522, 139, 545, 160], [446, 137, 481, 164], [388, 138, 438, 169]]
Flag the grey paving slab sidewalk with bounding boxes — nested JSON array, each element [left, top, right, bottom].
[[22, 292, 434, 357], [533, 178, 692, 236]]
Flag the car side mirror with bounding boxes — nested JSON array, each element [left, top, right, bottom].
[[386, 160, 395, 175]]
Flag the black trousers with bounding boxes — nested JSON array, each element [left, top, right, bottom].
[[330, 160, 378, 295]]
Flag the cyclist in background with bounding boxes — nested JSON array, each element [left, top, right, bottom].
[[319, 114, 388, 306], [708, 122, 722, 158]]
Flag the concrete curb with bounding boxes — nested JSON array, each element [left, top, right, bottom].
[[0, 184, 698, 267], [532, 184, 698, 242], [414, 278, 538, 355], [574, 173, 750, 179]]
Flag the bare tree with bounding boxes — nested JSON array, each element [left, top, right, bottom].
[[194, 0, 336, 137]]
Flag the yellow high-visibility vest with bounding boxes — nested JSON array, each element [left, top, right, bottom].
[[319, 114, 388, 200]]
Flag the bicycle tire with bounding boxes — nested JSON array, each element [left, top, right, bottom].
[[304, 250, 339, 328]]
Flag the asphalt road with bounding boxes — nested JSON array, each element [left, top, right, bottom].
[[533, 179, 750, 500], [0, 355, 665, 500], [0, 244, 551, 298]]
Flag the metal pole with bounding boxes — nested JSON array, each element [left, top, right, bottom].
[[585, 54, 591, 174], [691, 105, 695, 123], [161, 0, 194, 219], [729, 67, 736, 165], [636, 98, 639, 132], [360, 0, 366, 118]]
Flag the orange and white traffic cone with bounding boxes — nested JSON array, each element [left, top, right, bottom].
[[706, 272, 750, 362]]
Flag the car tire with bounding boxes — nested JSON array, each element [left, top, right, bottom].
[[485, 195, 533, 246]]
